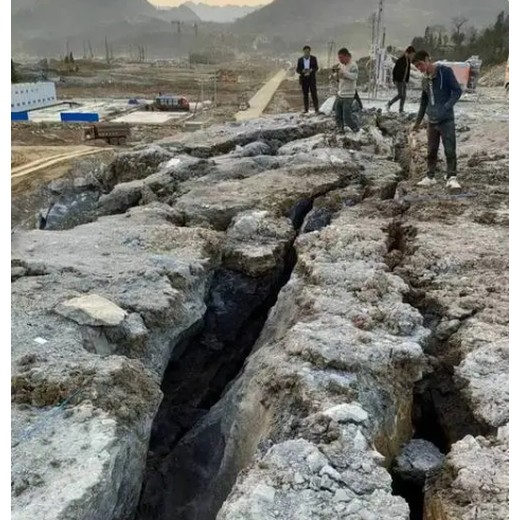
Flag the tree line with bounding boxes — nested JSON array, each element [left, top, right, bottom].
[[409, 10, 508, 66]]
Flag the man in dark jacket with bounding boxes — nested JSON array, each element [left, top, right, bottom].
[[412, 50, 463, 190], [387, 46, 415, 113], [296, 45, 320, 113]]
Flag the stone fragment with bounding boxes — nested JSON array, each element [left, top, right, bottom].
[[55, 294, 127, 327]]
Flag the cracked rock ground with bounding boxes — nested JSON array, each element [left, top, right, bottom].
[[11, 93, 508, 520]]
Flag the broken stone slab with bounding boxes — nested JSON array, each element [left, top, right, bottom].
[[217, 440, 409, 520], [158, 114, 332, 157], [11, 356, 162, 520], [55, 294, 127, 327], [100, 145, 174, 190], [39, 191, 100, 231], [423, 434, 508, 520], [454, 339, 509, 429], [173, 166, 356, 231], [323, 403, 369, 424], [231, 140, 273, 157], [12, 203, 224, 375], [223, 211, 296, 277], [393, 439, 444, 486], [97, 179, 144, 215], [276, 134, 329, 155], [12, 204, 224, 520]]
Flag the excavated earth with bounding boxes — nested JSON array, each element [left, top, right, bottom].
[[11, 99, 508, 520]]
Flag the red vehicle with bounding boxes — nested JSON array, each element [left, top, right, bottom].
[[145, 94, 190, 112]]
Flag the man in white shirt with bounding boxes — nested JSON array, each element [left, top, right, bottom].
[[296, 45, 320, 114], [331, 48, 360, 133]]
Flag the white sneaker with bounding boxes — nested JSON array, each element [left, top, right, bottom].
[[417, 177, 437, 187], [446, 177, 461, 189]]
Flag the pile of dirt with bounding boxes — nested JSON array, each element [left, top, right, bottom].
[[479, 62, 507, 87]]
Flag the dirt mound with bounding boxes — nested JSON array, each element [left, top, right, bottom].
[[479, 62, 507, 87]]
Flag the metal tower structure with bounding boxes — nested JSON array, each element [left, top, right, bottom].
[[369, 0, 387, 99], [327, 40, 336, 69]]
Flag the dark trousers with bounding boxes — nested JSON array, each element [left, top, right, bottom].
[[335, 96, 359, 132], [354, 90, 363, 110], [427, 119, 457, 178], [389, 81, 407, 112], [301, 76, 319, 112]]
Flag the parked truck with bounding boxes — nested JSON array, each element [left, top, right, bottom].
[[145, 94, 190, 112], [83, 123, 130, 145]]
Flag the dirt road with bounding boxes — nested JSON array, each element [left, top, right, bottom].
[[11, 146, 111, 193], [235, 69, 287, 121]]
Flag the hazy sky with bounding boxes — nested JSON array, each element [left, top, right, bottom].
[[151, 0, 271, 5]]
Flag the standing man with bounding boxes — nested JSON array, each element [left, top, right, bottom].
[[332, 48, 360, 133], [387, 46, 415, 113], [296, 45, 320, 114], [412, 50, 462, 189]]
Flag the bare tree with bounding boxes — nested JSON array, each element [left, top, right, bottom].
[[451, 16, 468, 47], [452, 16, 468, 34]]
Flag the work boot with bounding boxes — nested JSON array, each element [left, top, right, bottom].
[[417, 176, 437, 187], [446, 177, 461, 190]]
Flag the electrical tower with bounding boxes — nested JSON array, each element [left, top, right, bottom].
[[370, 0, 387, 99], [327, 40, 336, 69]]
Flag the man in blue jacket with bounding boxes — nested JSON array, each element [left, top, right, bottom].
[[412, 50, 463, 189]]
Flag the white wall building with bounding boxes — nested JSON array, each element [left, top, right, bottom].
[[11, 82, 57, 112]]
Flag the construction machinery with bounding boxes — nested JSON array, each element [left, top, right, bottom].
[[145, 94, 190, 112], [84, 123, 130, 145]]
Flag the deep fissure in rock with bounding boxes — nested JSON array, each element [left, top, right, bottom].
[[390, 472, 424, 520], [135, 200, 312, 520], [384, 218, 491, 520], [408, 292, 493, 450]]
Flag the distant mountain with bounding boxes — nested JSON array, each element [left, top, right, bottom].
[[233, 0, 509, 47], [156, 4, 201, 23], [12, 0, 161, 40], [183, 2, 262, 23]]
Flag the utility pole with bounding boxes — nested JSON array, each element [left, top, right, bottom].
[[213, 72, 217, 107], [88, 41, 94, 60], [105, 36, 110, 64]]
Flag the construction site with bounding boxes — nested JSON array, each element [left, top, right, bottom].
[[11, 0, 510, 519]]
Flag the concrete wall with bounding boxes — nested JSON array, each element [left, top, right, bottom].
[[11, 82, 57, 112]]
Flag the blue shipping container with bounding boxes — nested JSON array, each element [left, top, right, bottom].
[[61, 112, 99, 122], [11, 111, 29, 121]]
